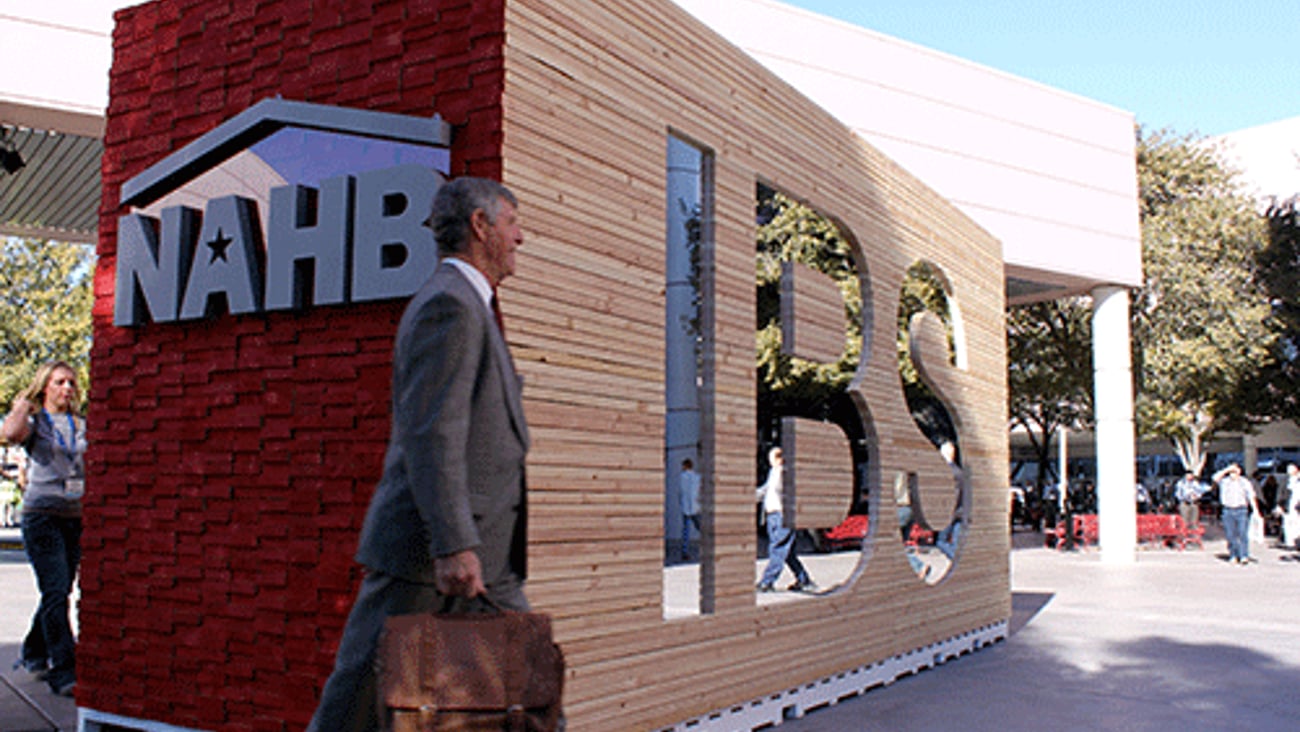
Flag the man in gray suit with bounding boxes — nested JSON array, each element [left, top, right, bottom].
[[308, 176, 529, 732]]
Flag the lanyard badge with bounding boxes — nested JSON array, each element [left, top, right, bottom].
[[41, 411, 83, 498], [41, 410, 79, 463]]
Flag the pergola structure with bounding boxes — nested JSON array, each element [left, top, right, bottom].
[[0, 5, 112, 244], [0, 100, 102, 243]]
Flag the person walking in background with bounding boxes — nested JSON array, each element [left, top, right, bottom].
[[0, 452, 21, 527], [679, 458, 701, 561], [308, 177, 530, 732], [1248, 485, 1267, 557], [755, 447, 815, 593], [1275, 463, 1300, 552], [1174, 470, 1207, 530], [1213, 463, 1259, 565], [1135, 481, 1152, 514], [1, 361, 86, 697]]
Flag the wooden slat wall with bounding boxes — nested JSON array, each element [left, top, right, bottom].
[[500, 0, 1010, 728], [785, 261, 851, 364], [788, 418, 856, 529]]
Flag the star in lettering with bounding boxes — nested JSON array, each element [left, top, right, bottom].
[[207, 228, 233, 264]]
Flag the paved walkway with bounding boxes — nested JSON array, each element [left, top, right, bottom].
[[1, 524, 1297, 731], [778, 528, 1300, 732], [1, 527, 77, 732]]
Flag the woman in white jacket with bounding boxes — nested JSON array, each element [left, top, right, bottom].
[[1275, 463, 1300, 551]]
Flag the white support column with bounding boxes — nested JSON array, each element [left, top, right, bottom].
[[1092, 285, 1136, 564], [1242, 433, 1258, 476]]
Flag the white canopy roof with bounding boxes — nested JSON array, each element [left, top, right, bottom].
[[0, 1, 117, 244]]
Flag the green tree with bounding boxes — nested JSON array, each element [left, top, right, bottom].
[[897, 261, 957, 448], [0, 237, 94, 411], [1244, 196, 1300, 421], [754, 185, 958, 451], [1007, 297, 1094, 488], [1132, 128, 1272, 473], [755, 184, 861, 422], [755, 184, 874, 513]]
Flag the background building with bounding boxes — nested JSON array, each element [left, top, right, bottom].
[[1216, 115, 1300, 204]]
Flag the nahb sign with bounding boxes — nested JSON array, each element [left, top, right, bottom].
[[113, 99, 452, 327]]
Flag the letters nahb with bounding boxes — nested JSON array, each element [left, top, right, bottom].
[[113, 164, 441, 327]]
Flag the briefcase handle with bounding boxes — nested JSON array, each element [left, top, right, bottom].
[[437, 593, 502, 616]]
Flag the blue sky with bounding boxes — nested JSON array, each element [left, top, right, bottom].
[[783, 0, 1300, 137]]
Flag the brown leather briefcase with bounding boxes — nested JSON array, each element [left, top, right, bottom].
[[376, 602, 564, 732]]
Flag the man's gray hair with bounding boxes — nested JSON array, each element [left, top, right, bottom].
[[424, 177, 518, 256]]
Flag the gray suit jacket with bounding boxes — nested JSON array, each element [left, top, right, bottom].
[[355, 262, 530, 592]]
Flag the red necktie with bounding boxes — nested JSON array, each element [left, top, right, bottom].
[[491, 292, 505, 336]]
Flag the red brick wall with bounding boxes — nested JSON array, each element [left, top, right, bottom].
[[87, 1, 506, 729]]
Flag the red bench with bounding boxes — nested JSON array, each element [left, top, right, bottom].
[[818, 516, 950, 551], [820, 516, 954, 552], [1049, 513, 1204, 550], [1137, 513, 1204, 549], [822, 514, 869, 551], [1049, 514, 1099, 550], [1137, 514, 1179, 548], [1179, 517, 1206, 549], [906, 522, 935, 547]]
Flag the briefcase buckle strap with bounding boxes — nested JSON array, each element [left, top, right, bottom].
[[506, 704, 526, 732], [419, 704, 437, 729]]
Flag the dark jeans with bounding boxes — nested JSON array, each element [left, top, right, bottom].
[[21, 512, 82, 690], [759, 511, 809, 587], [1222, 506, 1250, 561]]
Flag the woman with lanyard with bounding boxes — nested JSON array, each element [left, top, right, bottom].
[[2, 361, 86, 697]]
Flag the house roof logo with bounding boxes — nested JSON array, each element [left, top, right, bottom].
[[114, 98, 452, 327]]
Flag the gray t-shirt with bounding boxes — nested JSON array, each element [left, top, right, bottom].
[[22, 410, 86, 516]]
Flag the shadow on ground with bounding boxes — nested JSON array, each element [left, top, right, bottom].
[[0, 641, 62, 732], [1008, 591, 1052, 635], [785, 628, 1298, 732]]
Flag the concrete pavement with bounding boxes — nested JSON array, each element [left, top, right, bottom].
[[1, 526, 77, 732], [776, 527, 1300, 732], [2, 524, 1297, 731]]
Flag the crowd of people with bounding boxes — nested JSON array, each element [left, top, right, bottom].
[[1010, 460, 1300, 559]]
